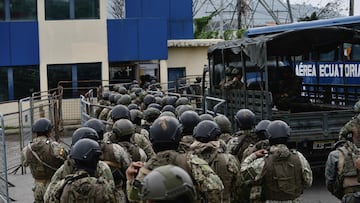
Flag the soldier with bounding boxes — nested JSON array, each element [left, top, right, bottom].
[[111, 119, 152, 161], [242, 119, 271, 161], [215, 114, 233, 143], [44, 127, 115, 202], [325, 121, 360, 202], [190, 120, 241, 203], [223, 68, 244, 90], [103, 104, 130, 141], [227, 108, 257, 161], [138, 165, 196, 203], [21, 118, 67, 203], [46, 138, 117, 202], [142, 107, 161, 132], [241, 120, 312, 202], [179, 110, 201, 150], [126, 116, 224, 203], [199, 113, 214, 121], [339, 100, 360, 141], [129, 109, 150, 139]]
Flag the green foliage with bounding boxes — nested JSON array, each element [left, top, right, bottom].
[[194, 14, 215, 39], [298, 12, 319, 22]]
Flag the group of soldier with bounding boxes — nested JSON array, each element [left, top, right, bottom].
[[20, 79, 360, 203]]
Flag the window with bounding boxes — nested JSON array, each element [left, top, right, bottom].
[[47, 63, 101, 98], [0, 66, 40, 102], [319, 50, 336, 61], [0, 1, 4, 20], [109, 63, 136, 84], [45, 0, 99, 20], [10, 0, 37, 20]]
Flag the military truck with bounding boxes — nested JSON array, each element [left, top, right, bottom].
[[204, 27, 360, 167]]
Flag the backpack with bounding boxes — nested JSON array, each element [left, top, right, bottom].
[[118, 141, 142, 162], [60, 173, 109, 203]]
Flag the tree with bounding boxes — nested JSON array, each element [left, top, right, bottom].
[[109, 0, 125, 19]]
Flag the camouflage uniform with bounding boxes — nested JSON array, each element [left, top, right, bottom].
[[242, 139, 270, 161], [98, 108, 111, 121], [21, 136, 67, 203], [189, 140, 241, 203], [339, 115, 360, 140], [127, 150, 224, 203], [219, 132, 233, 144], [241, 144, 313, 202], [46, 170, 117, 203], [44, 158, 115, 202], [325, 140, 360, 202], [226, 129, 259, 162]]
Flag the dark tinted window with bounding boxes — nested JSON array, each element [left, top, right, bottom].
[[45, 0, 70, 20], [13, 66, 40, 99], [47, 64, 72, 97], [0, 0, 4, 20], [75, 0, 99, 19], [0, 67, 9, 101], [10, 0, 37, 20]]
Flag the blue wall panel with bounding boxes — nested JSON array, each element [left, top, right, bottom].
[[10, 22, 39, 66], [170, 0, 192, 20], [108, 19, 139, 61], [169, 20, 194, 39], [125, 0, 142, 18], [138, 19, 167, 60], [142, 0, 169, 18], [0, 23, 11, 66]]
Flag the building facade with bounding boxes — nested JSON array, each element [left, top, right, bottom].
[[0, 0, 194, 102]]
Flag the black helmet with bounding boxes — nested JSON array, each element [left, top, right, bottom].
[[114, 94, 122, 104], [164, 96, 178, 106], [255, 119, 271, 139], [193, 120, 221, 143], [234, 109, 255, 130], [175, 97, 189, 107], [199, 113, 214, 121], [110, 105, 130, 121], [179, 111, 201, 135], [162, 105, 176, 114], [144, 107, 161, 123], [32, 118, 52, 134], [117, 86, 128, 94], [214, 115, 232, 133], [102, 91, 110, 100], [147, 103, 162, 111], [159, 111, 176, 118], [143, 94, 156, 107], [109, 92, 118, 104], [130, 109, 143, 125], [112, 119, 135, 140], [175, 105, 193, 118], [140, 165, 195, 202], [83, 118, 105, 140], [128, 103, 140, 110], [71, 127, 99, 146], [117, 94, 132, 105], [70, 138, 102, 176], [266, 120, 290, 140], [149, 116, 182, 148]]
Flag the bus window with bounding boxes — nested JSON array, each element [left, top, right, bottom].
[[351, 44, 360, 61], [319, 50, 336, 61]]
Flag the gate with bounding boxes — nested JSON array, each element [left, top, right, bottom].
[[0, 113, 9, 203]]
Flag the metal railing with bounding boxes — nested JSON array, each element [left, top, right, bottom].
[[0, 113, 10, 203]]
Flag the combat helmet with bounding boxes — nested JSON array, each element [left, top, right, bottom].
[[214, 115, 232, 133], [112, 119, 135, 142], [255, 119, 271, 139], [266, 120, 291, 144], [110, 104, 130, 121], [32, 118, 53, 134], [193, 120, 221, 143], [140, 165, 195, 202], [144, 107, 161, 123], [149, 116, 183, 153], [70, 138, 102, 176], [234, 109, 256, 130], [83, 118, 105, 140], [71, 127, 99, 146], [179, 110, 201, 135]]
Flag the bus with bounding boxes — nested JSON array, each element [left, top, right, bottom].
[[206, 26, 360, 167], [245, 16, 360, 106]]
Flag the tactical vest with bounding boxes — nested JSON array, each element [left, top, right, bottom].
[[145, 150, 191, 175], [262, 148, 303, 200], [26, 140, 64, 180], [118, 142, 142, 162], [60, 174, 108, 203], [335, 144, 360, 196], [231, 130, 259, 161]]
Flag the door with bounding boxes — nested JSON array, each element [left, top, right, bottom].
[[168, 67, 185, 91]]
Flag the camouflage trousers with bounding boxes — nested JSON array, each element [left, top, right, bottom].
[[32, 181, 50, 203], [342, 192, 360, 203]]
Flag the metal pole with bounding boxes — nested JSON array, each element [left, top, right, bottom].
[[349, 0, 354, 16]]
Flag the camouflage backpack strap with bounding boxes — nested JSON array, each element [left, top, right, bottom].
[[231, 134, 247, 156], [119, 142, 141, 162], [27, 142, 58, 171]]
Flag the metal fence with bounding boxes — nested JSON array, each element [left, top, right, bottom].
[[0, 113, 10, 203]]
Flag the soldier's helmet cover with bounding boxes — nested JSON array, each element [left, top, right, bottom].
[[32, 118, 53, 134], [112, 119, 135, 139], [71, 127, 99, 146], [83, 118, 105, 140], [193, 120, 221, 142], [140, 165, 196, 202], [234, 109, 256, 130], [110, 104, 130, 121], [266, 120, 291, 140], [214, 115, 232, 133], [179, 110, 201, 134]]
